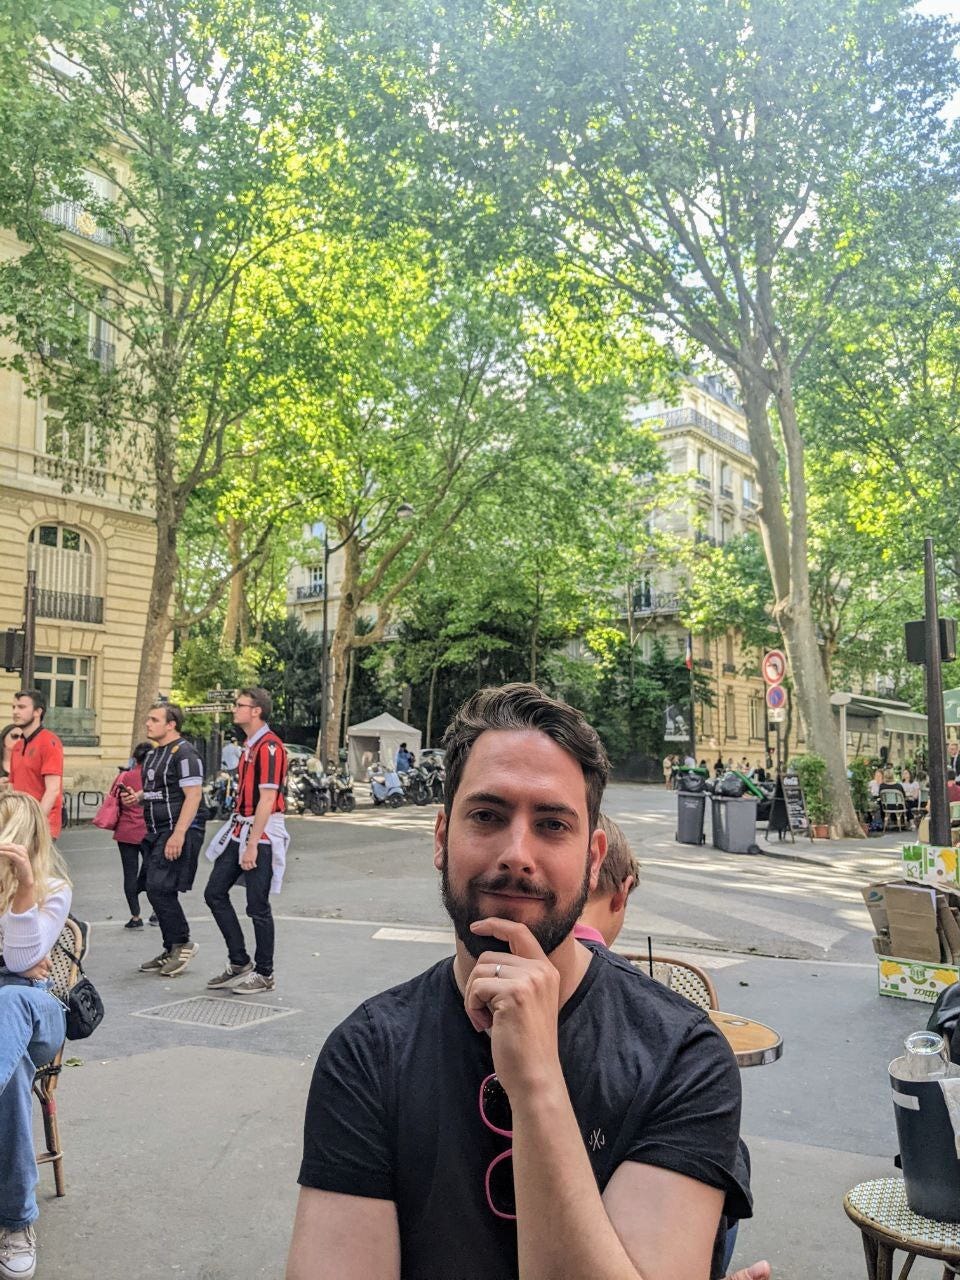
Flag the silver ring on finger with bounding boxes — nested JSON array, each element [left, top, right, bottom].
[[494, 963, 502, 979]]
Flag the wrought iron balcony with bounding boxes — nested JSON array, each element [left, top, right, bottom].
[[43, 200, 114, 246], [695, 474, 712, 489], [632, 591, 682, 614], [295, 584, 326, 601], [652, 407, 753, 458], [719, 485, 734, 499], [723, 662, 737, 674], [38, 335, 115, 370], [36, 589, 104, 624]]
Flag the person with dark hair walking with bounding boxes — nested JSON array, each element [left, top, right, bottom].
[[204, 687, 288, 994], [123, 704, 204, 977], [8, 691, 62, 838], [110, 742, 150, 928], [0, 725, 23, 786]]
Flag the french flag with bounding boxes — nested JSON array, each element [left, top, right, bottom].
[[684, 632, 693, 670]]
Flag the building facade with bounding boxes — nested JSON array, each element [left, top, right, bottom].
[[0, 171, 170, 790], [632, 375, 806, 767]]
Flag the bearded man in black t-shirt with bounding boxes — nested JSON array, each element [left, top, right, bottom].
[[288, 684, 752, 1280]]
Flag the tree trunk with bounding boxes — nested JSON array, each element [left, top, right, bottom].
[[132, 476, 178, 752], [739, 373, 861, 836], [221, 516, 247, 652], [426, 662, 438, 747], [342, 647, 356, 750], [323, 533, 361, 763]]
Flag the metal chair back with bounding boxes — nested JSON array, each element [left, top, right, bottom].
[[622, 953, 719, 1011]]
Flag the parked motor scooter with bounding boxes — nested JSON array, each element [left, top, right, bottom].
[[326, 762, 356, 812], [419, 757, 445, 804], [285, 756, 328, 814], [367, 761, 404, 807], [206, 768, 237, 820]]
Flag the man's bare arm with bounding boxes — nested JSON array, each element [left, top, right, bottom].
[[603, 1160, 725, 1280], [286, 1188, 399, 1280], [40, 774, 60, 818]]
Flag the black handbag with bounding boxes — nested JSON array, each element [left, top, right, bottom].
[[55, 940, 105, 1040]]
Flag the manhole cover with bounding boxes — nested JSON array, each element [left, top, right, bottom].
[[132, 996, 299, 1030]]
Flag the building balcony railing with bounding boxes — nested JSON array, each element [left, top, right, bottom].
[[32, 451, 107, 495], [696, 658, 714, 669], [42, 200, 132, 249], [38, 336, 116, 370], [695, 532, 719, 547], [743, 496, 760, 510], [36, 588, 104, 624], [295, 584, 326, 601], [653, 407, 753, 458], [719, 485, 734, 499], [44, 706, 98, 746], [695, 474, 712, 489], [723, 662, 737, 674], [632, 591, 682, 615]]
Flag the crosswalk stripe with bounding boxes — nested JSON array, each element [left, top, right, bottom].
[[624, 908, 718, 941], [646, 881, 847, 950], [372, 927, 454, 945]]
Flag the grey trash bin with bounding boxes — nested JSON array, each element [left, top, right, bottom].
[[676, 792, 707, 845], [711, 796, 760, 854]]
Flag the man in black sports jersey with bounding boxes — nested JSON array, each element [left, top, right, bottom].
[[123, 703, 205, 977], [203, 687, 288, 994]]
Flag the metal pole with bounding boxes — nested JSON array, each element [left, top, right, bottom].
[[319, 530, 329, 761], [924, 537, 950, 847], [688, 630, 697, 763], [775, 721, 782, 777], [21, 570, 36, 689]]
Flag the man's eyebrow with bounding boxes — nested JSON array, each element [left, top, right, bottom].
[[461, 791, 579, 819]]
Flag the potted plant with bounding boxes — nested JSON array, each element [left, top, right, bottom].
[[848, 756, 873, 833], [792, 752, 830, 837]]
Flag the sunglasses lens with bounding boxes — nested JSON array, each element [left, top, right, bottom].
[[481, 1077, 512, 1133], [487, 1152, 516, 1218]]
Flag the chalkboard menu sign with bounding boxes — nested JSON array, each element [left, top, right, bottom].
[[767, 775, 809, 838]]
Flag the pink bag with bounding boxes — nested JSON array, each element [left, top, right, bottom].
[[92, 787, 121, 830]]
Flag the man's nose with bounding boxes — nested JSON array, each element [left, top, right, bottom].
[[497, 819, 538, 875]]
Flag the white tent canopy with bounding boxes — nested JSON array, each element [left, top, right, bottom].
[[347, 712, 422, 777]]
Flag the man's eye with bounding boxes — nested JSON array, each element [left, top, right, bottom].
[[540, 819, 568, 833], [469, 809, 499, 824]]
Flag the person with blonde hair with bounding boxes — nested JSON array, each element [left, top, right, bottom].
[[0, 791, 73, 1279], [574, 813, 639, 948]]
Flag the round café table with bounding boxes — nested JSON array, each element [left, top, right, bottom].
[[844, 1177, 960, 1280], [708, 1009, 783, 1068]]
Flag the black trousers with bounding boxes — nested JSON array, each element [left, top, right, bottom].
[[143, 827, 203, 952], [117, 841, 146, 916], [203, 839, 275, 975]]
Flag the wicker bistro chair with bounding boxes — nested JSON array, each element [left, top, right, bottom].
[[880, 788, 910, 833], [622, 953, 719, 1012], [32, 916, 83, 1197]]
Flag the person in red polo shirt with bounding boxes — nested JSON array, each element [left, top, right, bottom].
[[8, 689, 63, 838]]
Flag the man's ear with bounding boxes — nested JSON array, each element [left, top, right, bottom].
[[610, 874, 636, 914], [588, 825, 607, 892], [433, 810, 447, 871]]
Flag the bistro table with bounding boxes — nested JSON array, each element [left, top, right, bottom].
[[844, 1177, 960, 1279], [708, 1009, 783, 1068]]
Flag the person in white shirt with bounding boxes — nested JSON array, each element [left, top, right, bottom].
[[0, 791, 73, 1280]]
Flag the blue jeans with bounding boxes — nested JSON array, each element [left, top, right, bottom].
[[0, 977, 66, 1229]]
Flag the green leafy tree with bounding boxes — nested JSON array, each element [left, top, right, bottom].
[[401, 0, 959, 832]]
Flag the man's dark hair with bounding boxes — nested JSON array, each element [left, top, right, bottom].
[[132, 741, 151, 765], [442, 683, 609, 829], [15, 688, 46, 719], [154, 702, 184, 732], [238, 686, 273, 721]]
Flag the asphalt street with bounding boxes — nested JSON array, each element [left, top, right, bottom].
[[32, 785, 934, 1280]]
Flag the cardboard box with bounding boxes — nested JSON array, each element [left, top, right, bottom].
[[883, 882, 943, 962], [901, 844, 925, 881], [877, 954, 960, 1003], [938, 898, 960, 964], [898, 842, 960, 887], [861, 881, 893, 934]]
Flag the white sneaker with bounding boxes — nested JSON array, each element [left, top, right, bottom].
[[0, 1224, 37, 1279]]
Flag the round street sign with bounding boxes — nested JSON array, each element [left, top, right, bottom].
[[762, 649, 787, 685], [766, 684, 787, 710]]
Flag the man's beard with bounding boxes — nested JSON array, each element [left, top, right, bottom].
[[439, 836, 592, 959]]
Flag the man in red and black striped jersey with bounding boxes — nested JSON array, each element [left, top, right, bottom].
[[203, 687, 290, 994]]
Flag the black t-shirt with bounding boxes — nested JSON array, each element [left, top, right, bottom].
[[141, 738, 204, 834], [299, 947, 751, 1280]]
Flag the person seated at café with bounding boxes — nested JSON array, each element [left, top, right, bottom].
[[901, 768, 920, 822], [572, 815, 760, 1280], [947, 769, 960, 807]]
